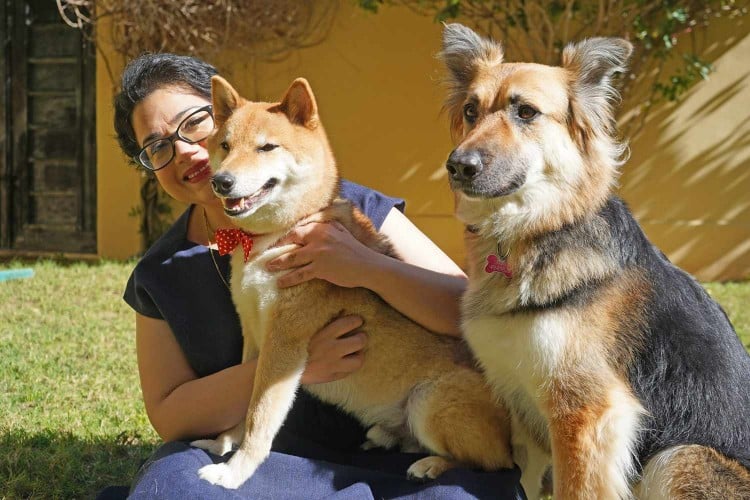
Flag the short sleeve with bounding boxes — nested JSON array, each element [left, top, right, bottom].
[[340, 179, 405, 230], [121, 209, 195, 320], [123, 267, 163, 319]]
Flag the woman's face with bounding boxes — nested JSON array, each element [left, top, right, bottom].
[[131, 85, 218, 206]]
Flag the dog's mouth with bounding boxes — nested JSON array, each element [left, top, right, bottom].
[[455, 183, 521, 199], [222, 178, 279, 217], [451, 173, 526, 200]]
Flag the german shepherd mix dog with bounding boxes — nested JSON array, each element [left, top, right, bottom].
[[440, 23, 750, 499], [191, 75, 513, 489]]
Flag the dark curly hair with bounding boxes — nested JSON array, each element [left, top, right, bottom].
[[113, 53, 218, 164]]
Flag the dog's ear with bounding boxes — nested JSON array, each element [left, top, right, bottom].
[[439, 23, 503, 141], [440, 23, 503, 88], [211, 75, 242, 126], [563, 38, 632, 140], [562, 38, 632, 159], [563, 38, 632, 91], [278, 78, 319, 129]]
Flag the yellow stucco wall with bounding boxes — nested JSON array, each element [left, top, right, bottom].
[[621, 22, 750, 281], [219, 5, 462, 261], [96, 16, 141, 259], [96, 3, 750, 280]]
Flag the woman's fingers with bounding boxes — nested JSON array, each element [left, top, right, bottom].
[[334, 331, 367, 357], [321, 315, 364, 340], [303, 316, 366, 384], [332, 352, 365, 377], [275, 263, 316, 288], [276, 221, 341, 247], [267, 248, 308, 271], [269, 221, 347, 269], [307, 315, 364, 358], [269, 220, 372, 289]]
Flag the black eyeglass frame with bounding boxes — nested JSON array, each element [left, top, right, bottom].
[[134, 105, 214, 171]]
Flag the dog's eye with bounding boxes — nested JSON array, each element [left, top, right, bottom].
[[517, 105, 539, 120], [258, 143, 278, 153], [220, 141, 230, 151], [463, 103, 478, 122]]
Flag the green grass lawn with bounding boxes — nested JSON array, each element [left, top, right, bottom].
[[0, 259, 749, 498], [1, 260, 158, 498]]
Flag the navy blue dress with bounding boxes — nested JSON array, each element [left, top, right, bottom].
[[123, 180, 524, 499]]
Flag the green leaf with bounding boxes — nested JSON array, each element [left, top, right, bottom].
[[358, 0, 383, 13]]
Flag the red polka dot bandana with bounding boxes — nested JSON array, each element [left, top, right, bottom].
[[215, 228, 254, 262]]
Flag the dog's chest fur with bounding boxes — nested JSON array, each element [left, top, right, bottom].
[[462, 272, 559, 449], [229, 239, 293, 350], [460, 225, 621, 450]]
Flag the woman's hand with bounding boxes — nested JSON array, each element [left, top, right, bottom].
[[301, 315, 367, 385], [267, 221, 378, 289]]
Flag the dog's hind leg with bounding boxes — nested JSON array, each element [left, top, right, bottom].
[[636, 445, 750, 500], [361, 424, 401, 450], [197, 335, 308, 489], [405, 369, 514, 480]]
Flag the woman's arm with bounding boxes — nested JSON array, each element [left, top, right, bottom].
[[369, 208, 467, 336], [136, 313, 256, 441], [269, 207, 467, 336], [136, 313, 367, 441]]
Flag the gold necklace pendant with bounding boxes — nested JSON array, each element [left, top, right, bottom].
[[202, 208, 231, 291]]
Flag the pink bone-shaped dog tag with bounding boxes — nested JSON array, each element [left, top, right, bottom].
[[485, 254, 513, 279]]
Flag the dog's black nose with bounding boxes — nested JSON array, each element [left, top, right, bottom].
[[211, 173, 236, 196], [446, 149, 483, 181]]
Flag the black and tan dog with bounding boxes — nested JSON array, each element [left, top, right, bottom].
[[440, 23, 750, 499]]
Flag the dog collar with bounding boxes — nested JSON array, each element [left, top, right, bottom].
[[215, 228, 255, 263]]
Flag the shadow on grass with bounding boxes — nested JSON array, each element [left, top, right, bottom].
[[0, 429, 158, 498]]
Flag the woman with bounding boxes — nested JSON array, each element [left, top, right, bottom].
[[110, 53, 522, 499]]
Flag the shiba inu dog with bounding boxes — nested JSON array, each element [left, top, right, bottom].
[[191, 75, 513, 489], [440, 23, 750, 499]]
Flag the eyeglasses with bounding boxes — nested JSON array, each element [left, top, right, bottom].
[[135, 105, 214, 171]]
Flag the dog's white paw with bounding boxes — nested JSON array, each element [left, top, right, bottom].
[[191, 438, 235, 456], [191, 425, 243, 456], [362, 425, 398, 450], [198, 463, 245, 489], [360, 439, 379, 450], [407, 456, 456, 481]]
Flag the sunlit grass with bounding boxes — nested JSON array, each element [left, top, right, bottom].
[[705, 281, 750, 351], [0, 260, 158, 498]]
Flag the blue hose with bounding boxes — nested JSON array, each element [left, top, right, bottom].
[[0, 268, 35, 282]]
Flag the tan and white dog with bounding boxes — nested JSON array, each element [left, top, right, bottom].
[[191, 75, 513, 489], [440, 23, 750, 500]]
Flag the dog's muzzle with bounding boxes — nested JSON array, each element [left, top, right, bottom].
[[446, 149, 483, 184]]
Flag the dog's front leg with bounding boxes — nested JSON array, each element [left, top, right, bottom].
[[191, 320, 261, 456], [510, 413, 550, 500], [548, 383, 642, 500], [197, 334, 308, 489]]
